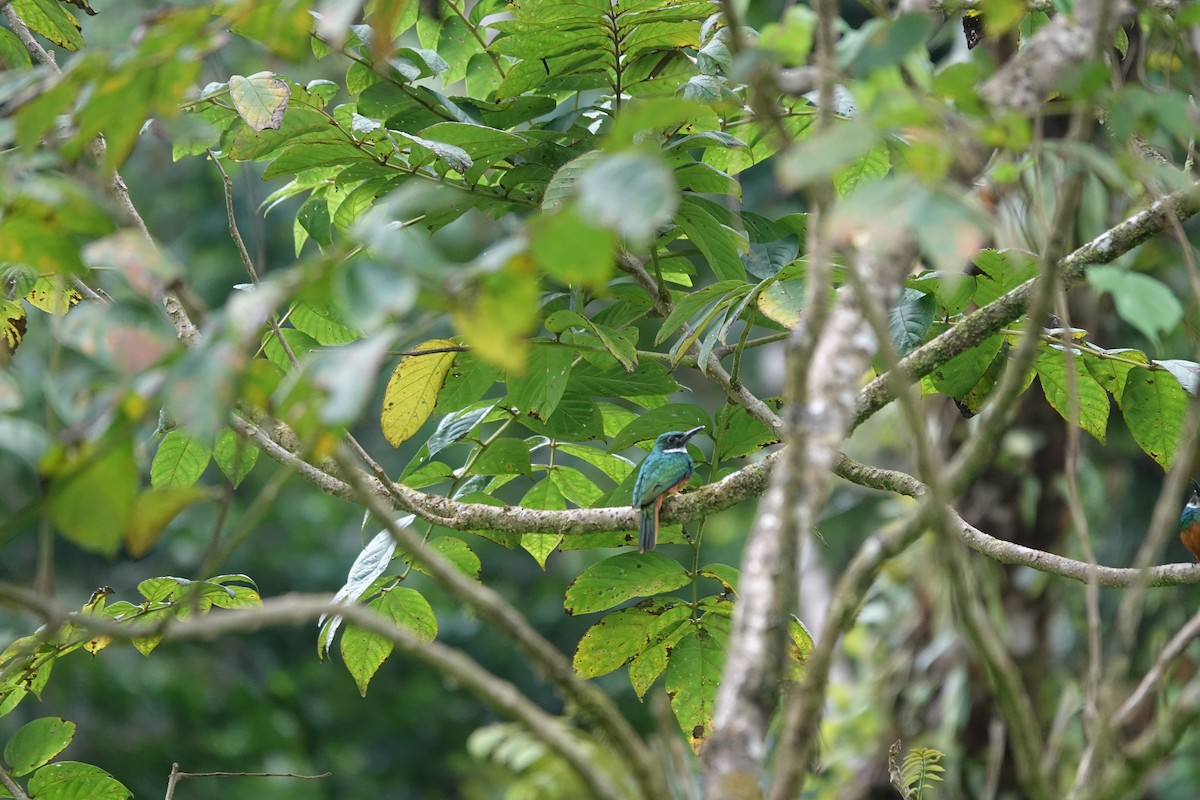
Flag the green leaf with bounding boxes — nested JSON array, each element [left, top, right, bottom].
[[888, 288, 934, 356], [11, 0, 83, 51], [675, 196, 748, 281], [578, 152, 679, 245], [555, 443, 635, 483], [408, 536, 481, 580], [4, 717, 75, 777], [319, 529, 402, 657], [212, 428, 259, 488], [570, 360, 681, 397], [519, 481, 565, 567], [610, 405, 710, 451], [48, 442, 139, 556], [1118, 367, 1188, 470], [1033, 347, 1110, 443], [664, 625, 725, 753], [548, 465, 604, 507], [340, 588, 437, 696], [506, 345, 575, 422], [381, 339, 459, 448], [435, 352, 501, 413], [150, 429, 211, 488], [546, 310, 636, 371], [229, 72, 291, 131], [699, 563, 739, 595], [289, 303, 364, 345], [743, 236, 800, 280], [126, 486, 210, 558], [470, 439, 533, 477], [426, 402, 494, 457], [529, 209, 616, 290], [628, 616, 692, 698], [833, 145, 890, 196], [26, 762, 130, 800], [573, 599, 689, 678], [520, 392, 605, 440], [0, 27, 32, 69], [564, 552, 691, 615], [757, 279, 804, 328], [931, 335, 1005, 398], [656, 280, 747, 345], [714, 402, 781, 462], [1088, 266, 1184, 345], [972, 249, 1037, 307], [1084, 348, 1148, 401], [263, 328, 320, 370]]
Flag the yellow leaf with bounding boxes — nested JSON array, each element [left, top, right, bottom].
[[126, 486, 211, 558], [380, 339, 459, 447], [0, 299, 27, 359], [24, 275, 81, 315]]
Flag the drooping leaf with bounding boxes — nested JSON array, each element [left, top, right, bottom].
[[664, 624, 725, 752], [529, 208, 616, 289], [126, 486, 210, 558], [564, 552, 691, 615], [930, 335, 1005, 398], [318, 526, 403, 657], [340, 588, 437, 696], [573, 599, 690, 678], [381, 339, 459, 447], [888, 288, 935, 356], [11, 0, 84, 51], [48, 441, 139, 556], [675, 196, 748, 282], [212, 428, 259, 488], [1033, 347, 1110, 443], [1118, 367, 1188, 470], [519, 479, 566, 568]]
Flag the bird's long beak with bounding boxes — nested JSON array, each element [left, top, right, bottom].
[[681, 425, 705, 442]]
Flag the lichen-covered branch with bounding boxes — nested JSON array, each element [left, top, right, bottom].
[[854, 179, 1200, 429]]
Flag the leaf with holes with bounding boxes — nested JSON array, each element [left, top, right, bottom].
[[573, 599, 690, 678], [664, 624, 726, 753], [564, 552, 691, 615]]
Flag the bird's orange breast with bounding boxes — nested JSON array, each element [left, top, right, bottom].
[[1181, 523, 1200, 561]]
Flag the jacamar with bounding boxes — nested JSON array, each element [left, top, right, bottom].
[[632, 426, 704, 553], [1181, 480, 1200, 561]]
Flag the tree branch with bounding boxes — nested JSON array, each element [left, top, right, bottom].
[[0, 587, 632, 800], [854, 179, 1200, 430]]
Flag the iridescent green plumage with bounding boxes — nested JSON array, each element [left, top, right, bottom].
[[632, 427, 704, 553]]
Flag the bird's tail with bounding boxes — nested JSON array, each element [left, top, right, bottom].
[[639, 504, 657, 553]]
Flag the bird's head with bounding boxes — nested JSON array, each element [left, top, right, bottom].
[[653, 426, 705, 453]]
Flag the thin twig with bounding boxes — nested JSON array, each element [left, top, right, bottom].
[[0, 765, 31, 800]]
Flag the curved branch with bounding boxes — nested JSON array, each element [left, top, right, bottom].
[[0, 585, 631, 800], [853, 180, 1200, 429]]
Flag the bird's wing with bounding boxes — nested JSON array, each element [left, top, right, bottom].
[[633, 453, 690, 507]]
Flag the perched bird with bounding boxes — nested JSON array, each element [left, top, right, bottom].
[[1181, 480, 1200, 561], [632, 426, 704, 553]]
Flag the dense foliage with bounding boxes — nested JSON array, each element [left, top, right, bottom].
[[2, 1, 1200, 799]]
